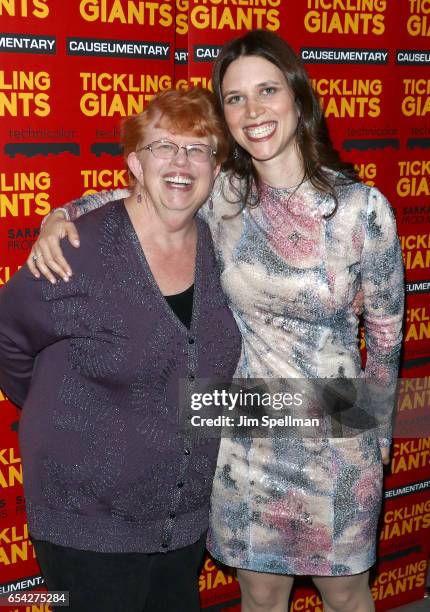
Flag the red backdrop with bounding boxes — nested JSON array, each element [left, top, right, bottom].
[[1, 1, 429, 611]]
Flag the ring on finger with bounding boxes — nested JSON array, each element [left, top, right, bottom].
[[32, 252, 42, 263]]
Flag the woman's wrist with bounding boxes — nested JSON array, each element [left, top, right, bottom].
[[40, 207, 71, 228]]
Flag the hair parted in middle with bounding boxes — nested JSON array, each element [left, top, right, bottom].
[[121, 87, 228, 184], [211, 29, 358, 212]]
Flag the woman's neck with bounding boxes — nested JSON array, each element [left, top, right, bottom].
[[252, 150, 305, 190]]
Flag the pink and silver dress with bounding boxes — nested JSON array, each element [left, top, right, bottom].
[[204, 174, 404, 576]]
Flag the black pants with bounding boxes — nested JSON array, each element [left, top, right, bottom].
[[33, 534, 206, 612]]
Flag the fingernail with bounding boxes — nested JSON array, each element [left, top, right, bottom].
[[73, 240, 80, 246], [63, 277, 69, 283], [50, 279, 56, 284]]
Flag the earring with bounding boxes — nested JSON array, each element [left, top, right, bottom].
[[137, 192, 142, 204], [208, 196, 213, 211], [233, 148, 239, 159]]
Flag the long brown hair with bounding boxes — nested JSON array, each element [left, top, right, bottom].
[[212, 30, 358, 212]]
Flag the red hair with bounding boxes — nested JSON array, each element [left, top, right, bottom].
[[121, 88, 228, 174]]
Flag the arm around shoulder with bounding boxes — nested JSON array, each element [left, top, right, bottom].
[[28, 189, 129, 282], [63, 188, 130, 221]]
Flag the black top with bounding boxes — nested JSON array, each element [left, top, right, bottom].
[[164, 284, 194, 329]]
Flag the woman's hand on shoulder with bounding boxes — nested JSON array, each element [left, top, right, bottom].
[[27, 212, 80, 284]]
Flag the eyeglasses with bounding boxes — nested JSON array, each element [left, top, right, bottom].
[[137, 140, 217, 163]]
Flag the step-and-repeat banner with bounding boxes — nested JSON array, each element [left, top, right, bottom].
[[1, 2, 429, 611]]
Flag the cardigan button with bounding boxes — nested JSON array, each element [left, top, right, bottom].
[[188, 337, 195, 344], [177, 481, 184, 488], [169, 512, 176, 519], [188, 373, 195, 381], [184, 448, 190, 455]]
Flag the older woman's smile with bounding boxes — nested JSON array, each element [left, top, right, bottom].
[[163, 172, 194, 189]]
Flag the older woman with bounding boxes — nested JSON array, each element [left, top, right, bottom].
[[0, 88, 241, 612], [26, 30, 404, 612]]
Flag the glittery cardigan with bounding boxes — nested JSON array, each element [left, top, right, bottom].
[[0, 200, 241, 553]]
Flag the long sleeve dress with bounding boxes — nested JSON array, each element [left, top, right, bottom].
[[59, 172, 404, 575]]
